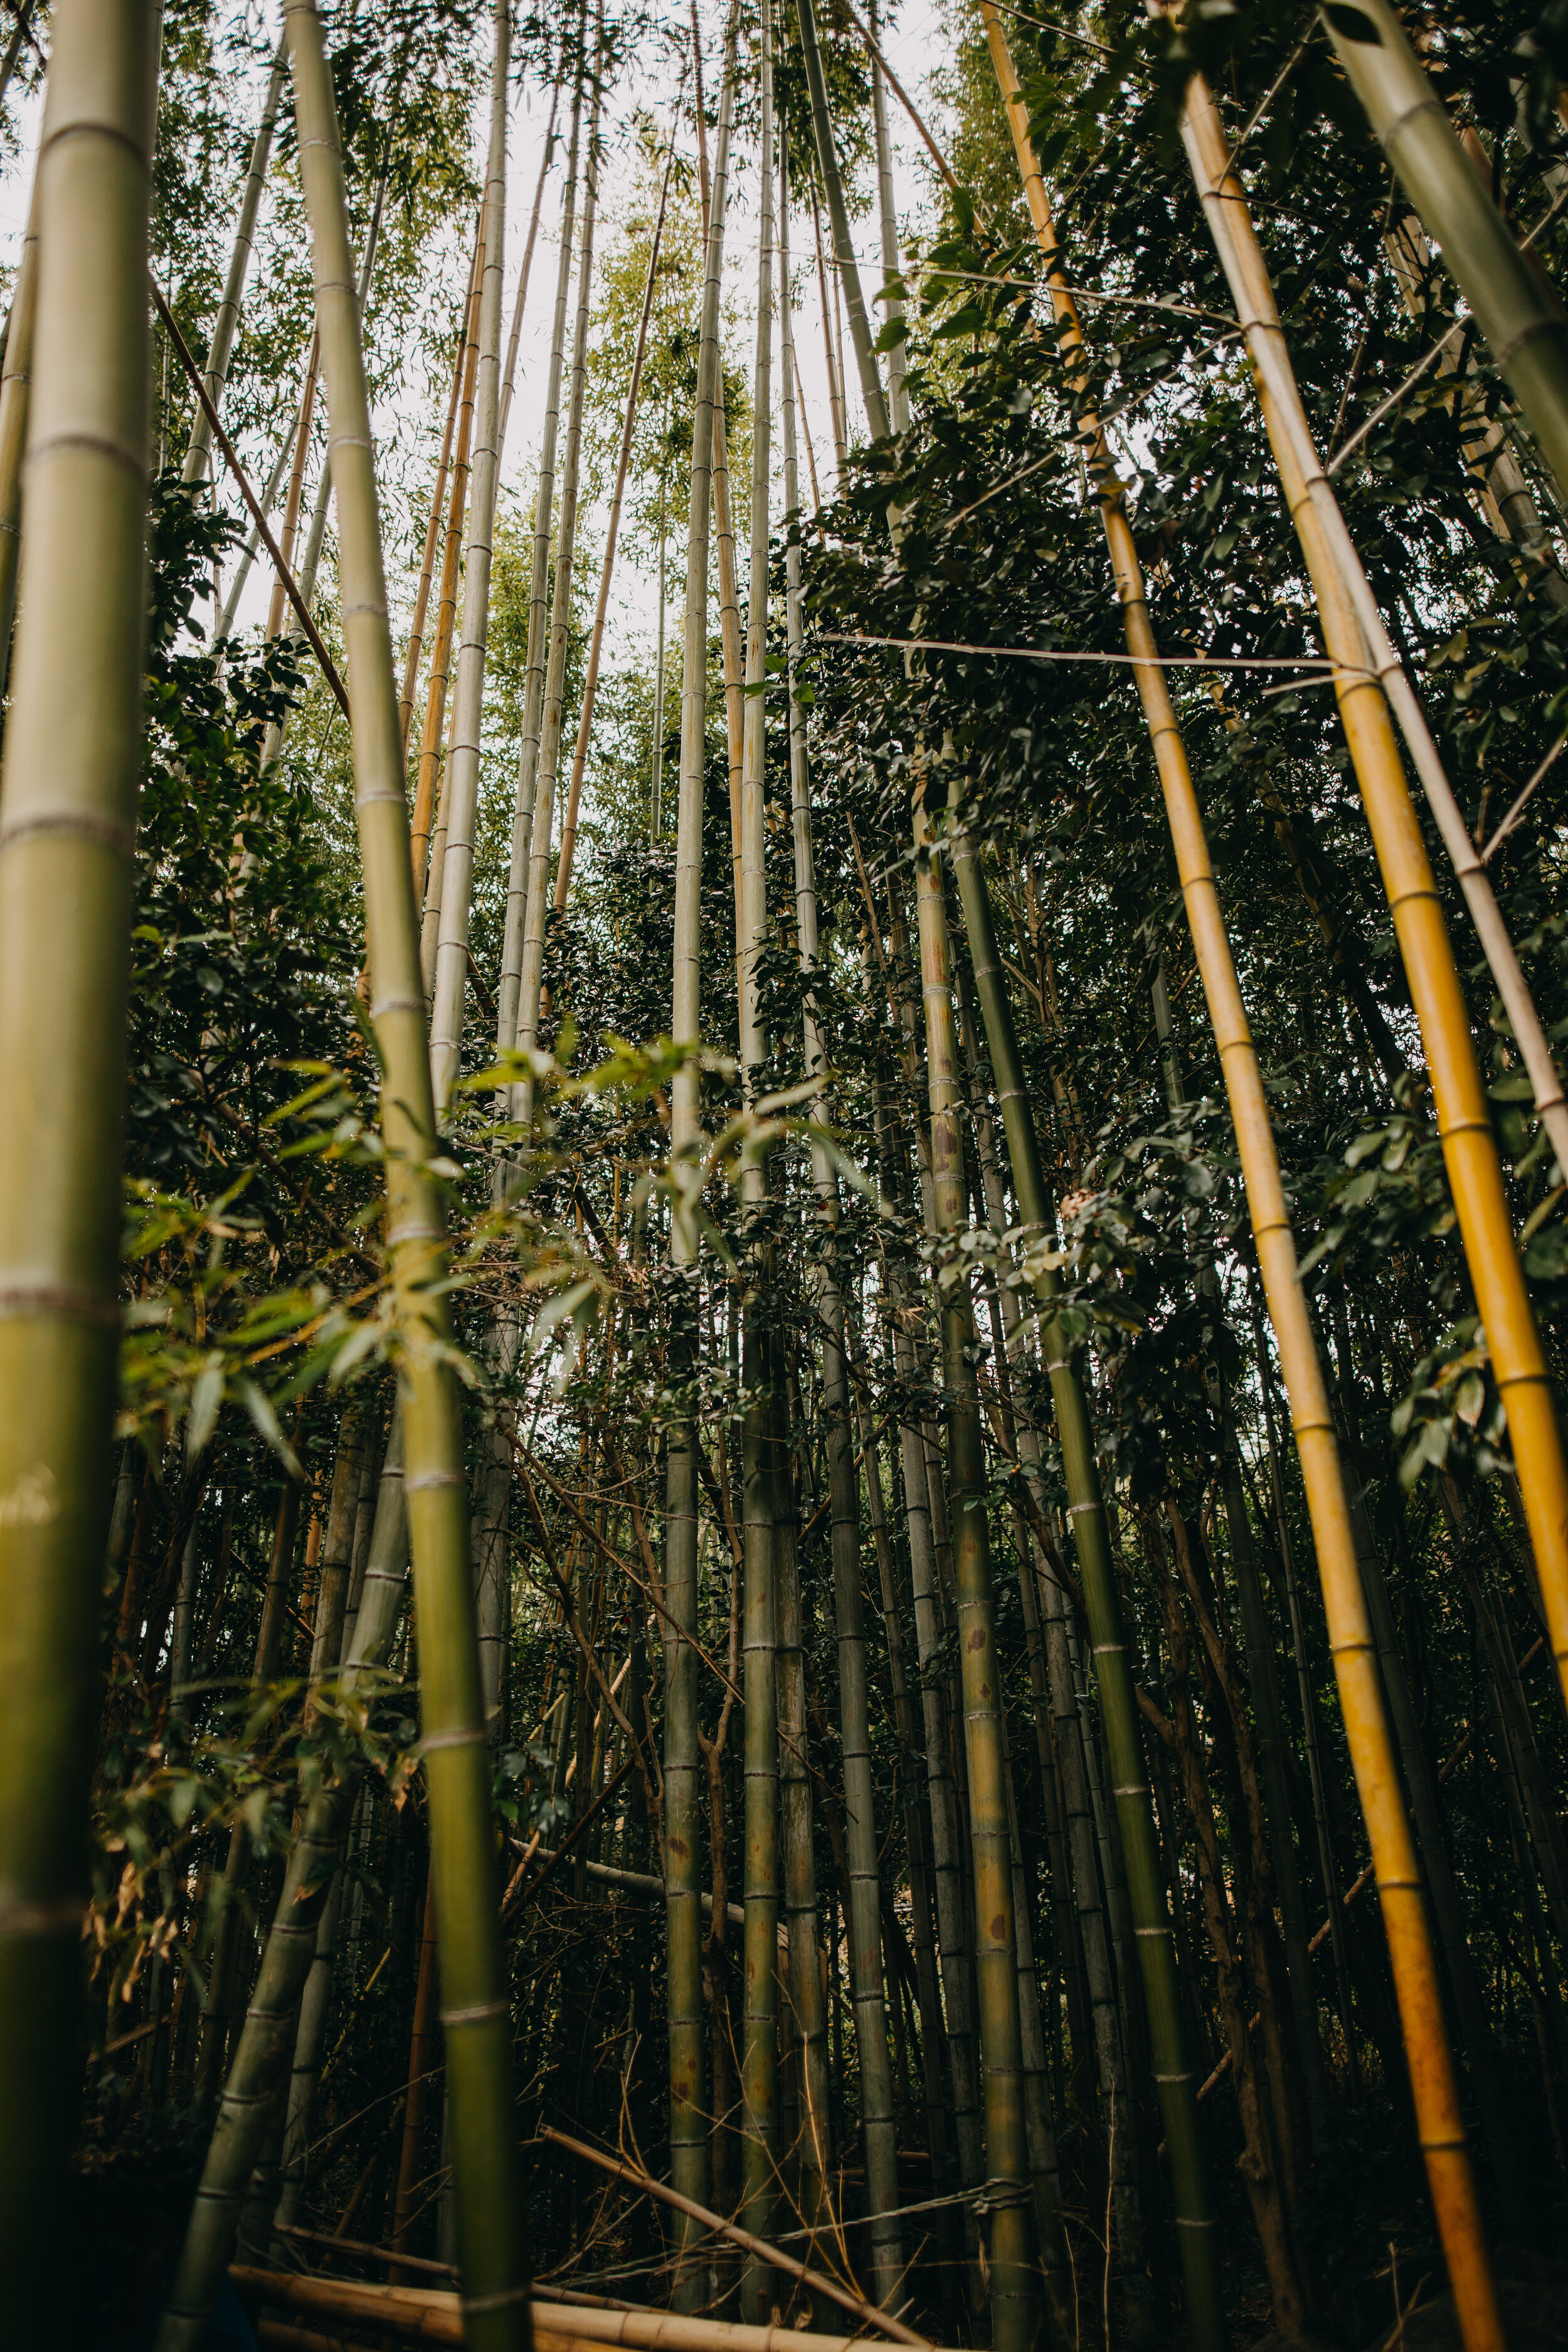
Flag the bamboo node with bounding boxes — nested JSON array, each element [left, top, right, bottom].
[[421, 1724, 485, 1752], [0, 808, 135, 858]]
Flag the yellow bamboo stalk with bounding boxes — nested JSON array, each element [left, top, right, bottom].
[[1178, 73, 1568, 1747], [408, 232, 485, 898], [980, 15, 1505, 2347]]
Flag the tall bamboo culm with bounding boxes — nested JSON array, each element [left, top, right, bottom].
[[497, 46, 585, 1063], [775, 140, 832, 2282], [738, 0, 780, 2311], [983, 13, 1504, 2347], [665, 1, 739, 2310], [0, 0, 159, 2323], [277, 3, 527, 2341], [909, 812, 1057, 2352], [428, 0, 510, 1116]]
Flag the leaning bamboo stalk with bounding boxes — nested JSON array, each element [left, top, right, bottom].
[[552, 103, 679, 914], [399, 230, 479, 760], [509, 41, 603, 1130], [664, 1, 740, 2307], [1322, 0, 1568, 504], [497, 60, 585, 1059], [738, 2, 780, 2304], [427, 7, 511, 1117], [982, 14, 1504, 2348], [407, 235, 484, 900], [277, 6, 525, 2343], [0, 1, 158, 2324], [1178, 77, 1568, 1738], [182, 30, 288, 483], [797, 0, 888, 444]]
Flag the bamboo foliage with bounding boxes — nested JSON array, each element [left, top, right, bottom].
[[1323, 0, 1568, 503], [0, 0, 159, 2322]]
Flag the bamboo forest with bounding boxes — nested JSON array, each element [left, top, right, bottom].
[[13, 0, 1568, 2343]]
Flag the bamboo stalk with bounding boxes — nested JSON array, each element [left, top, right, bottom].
[[982, 14, 1503, 2346], [0, 0, 159, 2323], [181, 31, 287, 483], [772, 129, 904, 2311], [234, 2267, 950, 2352], [909, 812, 1047, 2352], [427, 8, 511, 1116], [399, 231, 479, 760], [797, 0, 888, 444], [497, 60, 585, 1061], [497, 75, 564, 463], [1178, 75, 1568, 1740], [775, 161, 832, 2277], [738, 5, 780, 2306], [509, 36, 603, 1130], [553, 101, 681, 915], [273, 6, 524, 2341], [1322, 0, 1568, 502], [267, 331, 321, 640], [408, 230, 484, 901], [664, 3, 739, 2306]]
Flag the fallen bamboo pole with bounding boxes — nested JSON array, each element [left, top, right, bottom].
[[233, 2266, 953, 2352]]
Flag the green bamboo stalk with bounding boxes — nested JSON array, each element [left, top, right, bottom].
[[511, 38, 602, 1134], [771, 114, 903, 2309], [909, 805, 1040, 2352], [867, 0, 908, 437], [951, 819, 1222, 2349], [775, 162, 832, 2283], [869, 1064, 987, 2233], [497, 41, 585, 1065], [956, 977, 1154, 2344], [427, 0, 509, 1116], [738, 0, 780, 2310], [181, 29, 287, 484], [0, 0, 160, 2319], [278, 4, 524, 2341], [664, 3, 740, 2309], [1321, 0, 1568, 502]]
